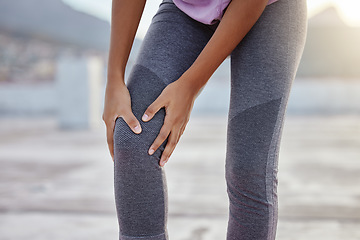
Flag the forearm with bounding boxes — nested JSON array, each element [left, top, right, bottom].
[[181, 0, 269, 94], [107, 0, 146, 85]]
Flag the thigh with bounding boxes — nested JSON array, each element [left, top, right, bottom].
[[113, 1, 215, 237], [113, 2, 215, 237], [122, 0, 216, 142], [227, 0, 308, 168], [132, 0, 216, 87], [115, 0, 215, 163], [225, 0, 307, 239], [228, 0, 307, 120], [226, 0, 307, 173]]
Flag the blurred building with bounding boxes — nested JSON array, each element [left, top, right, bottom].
[[0, 1, 359, 118], [0, 0, 110, 123], [0, 0, 109, 85]]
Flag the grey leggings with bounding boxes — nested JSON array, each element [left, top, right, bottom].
[[113, 0, 307, 239]]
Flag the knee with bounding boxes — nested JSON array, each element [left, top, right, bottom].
[[113, 117, 145, 150], [113, 114, 167, 164]]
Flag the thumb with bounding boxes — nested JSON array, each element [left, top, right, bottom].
[[142, 96, 165, 122], [122, 112, 142, 134]]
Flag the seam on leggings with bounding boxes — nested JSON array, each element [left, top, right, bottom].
[[120, 232, 167, 240], [137, 64, 169, 87], [226, 99, 274, 126], [227, 98, 281, 125]]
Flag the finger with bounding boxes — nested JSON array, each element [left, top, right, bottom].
[[142, 96, 165, 122], [148, 117, 173, 155], [161, 122, 186, 166], [159, 129, 181, 167], [105, 117, 116, 161], [180, 117, 190, 136], [122, 112, 142, 134], [179, 125, 185, 137], [107, 141, 114, 162]]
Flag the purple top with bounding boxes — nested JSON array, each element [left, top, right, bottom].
[[173, 0, 279, 25]]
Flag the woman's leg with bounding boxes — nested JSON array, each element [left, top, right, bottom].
[[113, 1, 216, 239], [225, 0, 307, 239]]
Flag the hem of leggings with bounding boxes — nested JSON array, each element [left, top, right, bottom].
[[120, 232, 167, 240]]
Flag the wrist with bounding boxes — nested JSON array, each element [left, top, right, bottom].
[[106, 70, 126, 86], [180, 67, 210, 97]]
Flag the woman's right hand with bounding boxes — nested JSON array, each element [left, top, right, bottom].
[[102, 80, 142, 161]]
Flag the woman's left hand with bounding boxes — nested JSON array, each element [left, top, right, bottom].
[[142, 77, 199, 167]]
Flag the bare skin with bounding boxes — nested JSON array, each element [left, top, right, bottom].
[[102, 0, 146, 161], [102, 0, 268, 166]]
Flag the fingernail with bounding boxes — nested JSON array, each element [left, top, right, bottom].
[[134, 125, 141, 134], [161, 157, 168, 167], [142, 114, 149, 121], [148, 148, 154, 155]]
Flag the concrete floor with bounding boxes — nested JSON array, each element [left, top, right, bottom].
[[0, 114, 359, 240]]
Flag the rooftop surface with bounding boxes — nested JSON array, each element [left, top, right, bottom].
[[0, 114, 359, 240]]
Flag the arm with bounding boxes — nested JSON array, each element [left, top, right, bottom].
[[142, 0, 269, 166], [107, 0, 146, 83], [102, 0, 146, 161], [182, 0, 269, 95]]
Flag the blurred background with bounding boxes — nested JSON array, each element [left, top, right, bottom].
[[0, 0, 359, 239]]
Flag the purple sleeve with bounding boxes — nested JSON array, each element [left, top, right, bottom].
[[173, 0, 279, 25]]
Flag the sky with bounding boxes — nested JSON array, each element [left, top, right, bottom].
[[62, 0, 360, 39]]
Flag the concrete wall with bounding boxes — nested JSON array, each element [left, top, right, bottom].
[[56, 55, 105, 129], [0, 55, 105, 130], [0, 84, 56, 115], [1, 78, 359, 119]]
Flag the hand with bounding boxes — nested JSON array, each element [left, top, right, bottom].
[[102, 80, 142, 161], [142, 78, 198, 167]]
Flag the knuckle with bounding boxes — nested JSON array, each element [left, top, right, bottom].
[[173, 116, 182, 123], [146, 107, 154, 116], [158, 130, 169, 139], [168, 139, 177, 146], [166, 117, 175, 125], [103, 114, 117, 125], [160, 133, 169, 140], [128, 119, 138, 128], [162, 149, 170, 157], [123, 114, 137, 125], [102, 116, 109, 124], [152, 138, 162, 147], [165, 149, 174, 159], [162, 154, 169, 161], [121, 112, 130, 120]]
